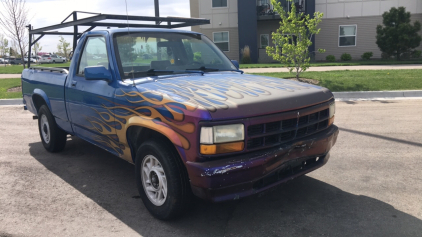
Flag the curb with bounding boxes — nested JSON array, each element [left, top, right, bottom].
[[333, 90, 422, 100], [0, 99, 23, 106]]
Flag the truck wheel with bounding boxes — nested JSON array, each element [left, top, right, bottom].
[[38, 105, 67, 152], [135, 140, 191, 220]]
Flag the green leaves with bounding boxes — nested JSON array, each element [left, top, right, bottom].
[[376, 7, 421, 60], [266, 0, 324, 80]]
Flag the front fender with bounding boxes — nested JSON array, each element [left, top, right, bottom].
[[118, 116, 192, 163]]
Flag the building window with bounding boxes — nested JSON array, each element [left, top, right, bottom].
[[339, 25, 357, 47], [260, 34, 269, 48], [212, 0, 227, 8], [213, 32, 229, 51]]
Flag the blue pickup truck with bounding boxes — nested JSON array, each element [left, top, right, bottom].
[[22, 28, 339, 220]]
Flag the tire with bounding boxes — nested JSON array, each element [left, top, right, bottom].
[[38, 105, 67, 152], [52, 60, 55, 63], [135, 140, 192, 220]]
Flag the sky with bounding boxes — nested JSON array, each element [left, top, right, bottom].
[[1, 0, 191, 53]]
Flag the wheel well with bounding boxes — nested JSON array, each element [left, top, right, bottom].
[[32, 94, 47, 114], [127, 126, 180, 163]]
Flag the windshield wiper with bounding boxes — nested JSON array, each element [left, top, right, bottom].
[[147, 69, 204, 76], [125, 69, 204, 78], [186, 66, 220, 72], [186, 66, 244, 74]]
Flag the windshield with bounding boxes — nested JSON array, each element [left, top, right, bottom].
[[113, 32, 237, 79]]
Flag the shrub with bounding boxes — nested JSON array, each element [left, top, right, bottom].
[[341, 53, 352, 61], [381, 52, 391, 59], [411, 50, 422, 58], [326, 55, 335, 62], [241, 45, 251, 64], [361, 52, 373, 60]]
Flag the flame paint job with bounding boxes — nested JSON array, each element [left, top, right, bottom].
[[77, 73, 332, 163]]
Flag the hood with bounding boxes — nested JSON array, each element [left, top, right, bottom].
[[136, 73, 333, 120]]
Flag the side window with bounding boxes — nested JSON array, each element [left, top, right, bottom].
[[77, 36, 109, 75], [339, 25, 357, 47]]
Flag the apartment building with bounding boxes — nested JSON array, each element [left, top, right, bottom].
[[190, 0, 422, 62]]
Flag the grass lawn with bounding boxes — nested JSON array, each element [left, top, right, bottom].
[[254, 69, 422, 92], [1, 70, 420, 99], [0, 78, 21, 99], [0, 62, 71, 74], [240, 60, 422, 69]]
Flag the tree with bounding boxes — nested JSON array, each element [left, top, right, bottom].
[[376, 7, 421, 61], [57, 36, 70, 57], [32, 42, 42, 56], [266, 0, 324, 81], [0, 34, 9, 56], [0, 0, 30, 68]]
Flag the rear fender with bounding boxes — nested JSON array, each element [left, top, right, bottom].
[[32, 89, 52, 113]]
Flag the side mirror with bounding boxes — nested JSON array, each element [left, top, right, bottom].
[[84, 66, 112, 83], [231, 60, 240, 69]]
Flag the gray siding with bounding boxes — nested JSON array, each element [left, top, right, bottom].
[[257, 21, 279, 63], [199, 28, 240, 61], [316, 14, 422, 60], [190, 0, 200, 32]]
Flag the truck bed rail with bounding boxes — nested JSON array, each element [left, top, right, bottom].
[[30, 67, 69, 74]]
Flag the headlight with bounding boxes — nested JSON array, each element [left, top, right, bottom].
[[329, 102, 335, 126], [200, 124, 245, 155]]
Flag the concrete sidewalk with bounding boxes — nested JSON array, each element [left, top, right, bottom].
[[0, 74, 21, 79], [243, 64, 422, 73]]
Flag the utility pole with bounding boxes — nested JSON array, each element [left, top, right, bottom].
[[154, 0, 160, 25]]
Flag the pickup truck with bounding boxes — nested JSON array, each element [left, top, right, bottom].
[[22, 28, 339, 220]]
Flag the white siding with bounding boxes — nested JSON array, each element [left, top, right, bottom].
[[198, 0, 238, 29], [317, 0, 422, 19]]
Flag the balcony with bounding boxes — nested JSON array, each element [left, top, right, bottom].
[[256, 0, 306, 20]]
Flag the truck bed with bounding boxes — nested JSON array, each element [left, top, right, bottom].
[[22, 67, 69, 130]]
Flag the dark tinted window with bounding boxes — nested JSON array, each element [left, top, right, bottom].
[[212, 0, 227, 7]]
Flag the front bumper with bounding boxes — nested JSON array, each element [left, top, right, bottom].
[[186, 125, 339, 202]]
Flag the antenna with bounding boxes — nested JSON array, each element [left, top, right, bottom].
[[124, 0, 136, 87]]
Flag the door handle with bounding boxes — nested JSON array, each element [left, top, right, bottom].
[[71, 81, 77, 87]]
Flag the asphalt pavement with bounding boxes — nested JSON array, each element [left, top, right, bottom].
[[0, 100, 421, 236]]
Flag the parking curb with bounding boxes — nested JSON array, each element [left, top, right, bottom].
[[0, 99, 23, 106], [333, 90, 422, 100]]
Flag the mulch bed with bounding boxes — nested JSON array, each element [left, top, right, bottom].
[[7, 86, 22, 92], [287, 78, 319, 85]]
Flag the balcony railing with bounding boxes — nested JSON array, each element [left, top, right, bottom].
[[256, 0, 306, 17]]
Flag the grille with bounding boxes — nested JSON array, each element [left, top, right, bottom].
[[246, 108, 330, 150]]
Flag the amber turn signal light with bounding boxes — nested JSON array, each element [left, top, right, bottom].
[[200, 141, 244, 155], [328, 115, 335, 126]]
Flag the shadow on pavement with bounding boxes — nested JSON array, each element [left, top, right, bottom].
[[29, 137, 422, 237], [339, 127, 422, 148]]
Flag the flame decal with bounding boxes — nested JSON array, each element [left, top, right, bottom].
[[82, 74, 322, 162]]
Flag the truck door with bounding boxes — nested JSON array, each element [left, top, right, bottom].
[[66, 34, 119, 156]]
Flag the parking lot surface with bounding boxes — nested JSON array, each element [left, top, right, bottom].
[[0, 100, 421, 237]]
